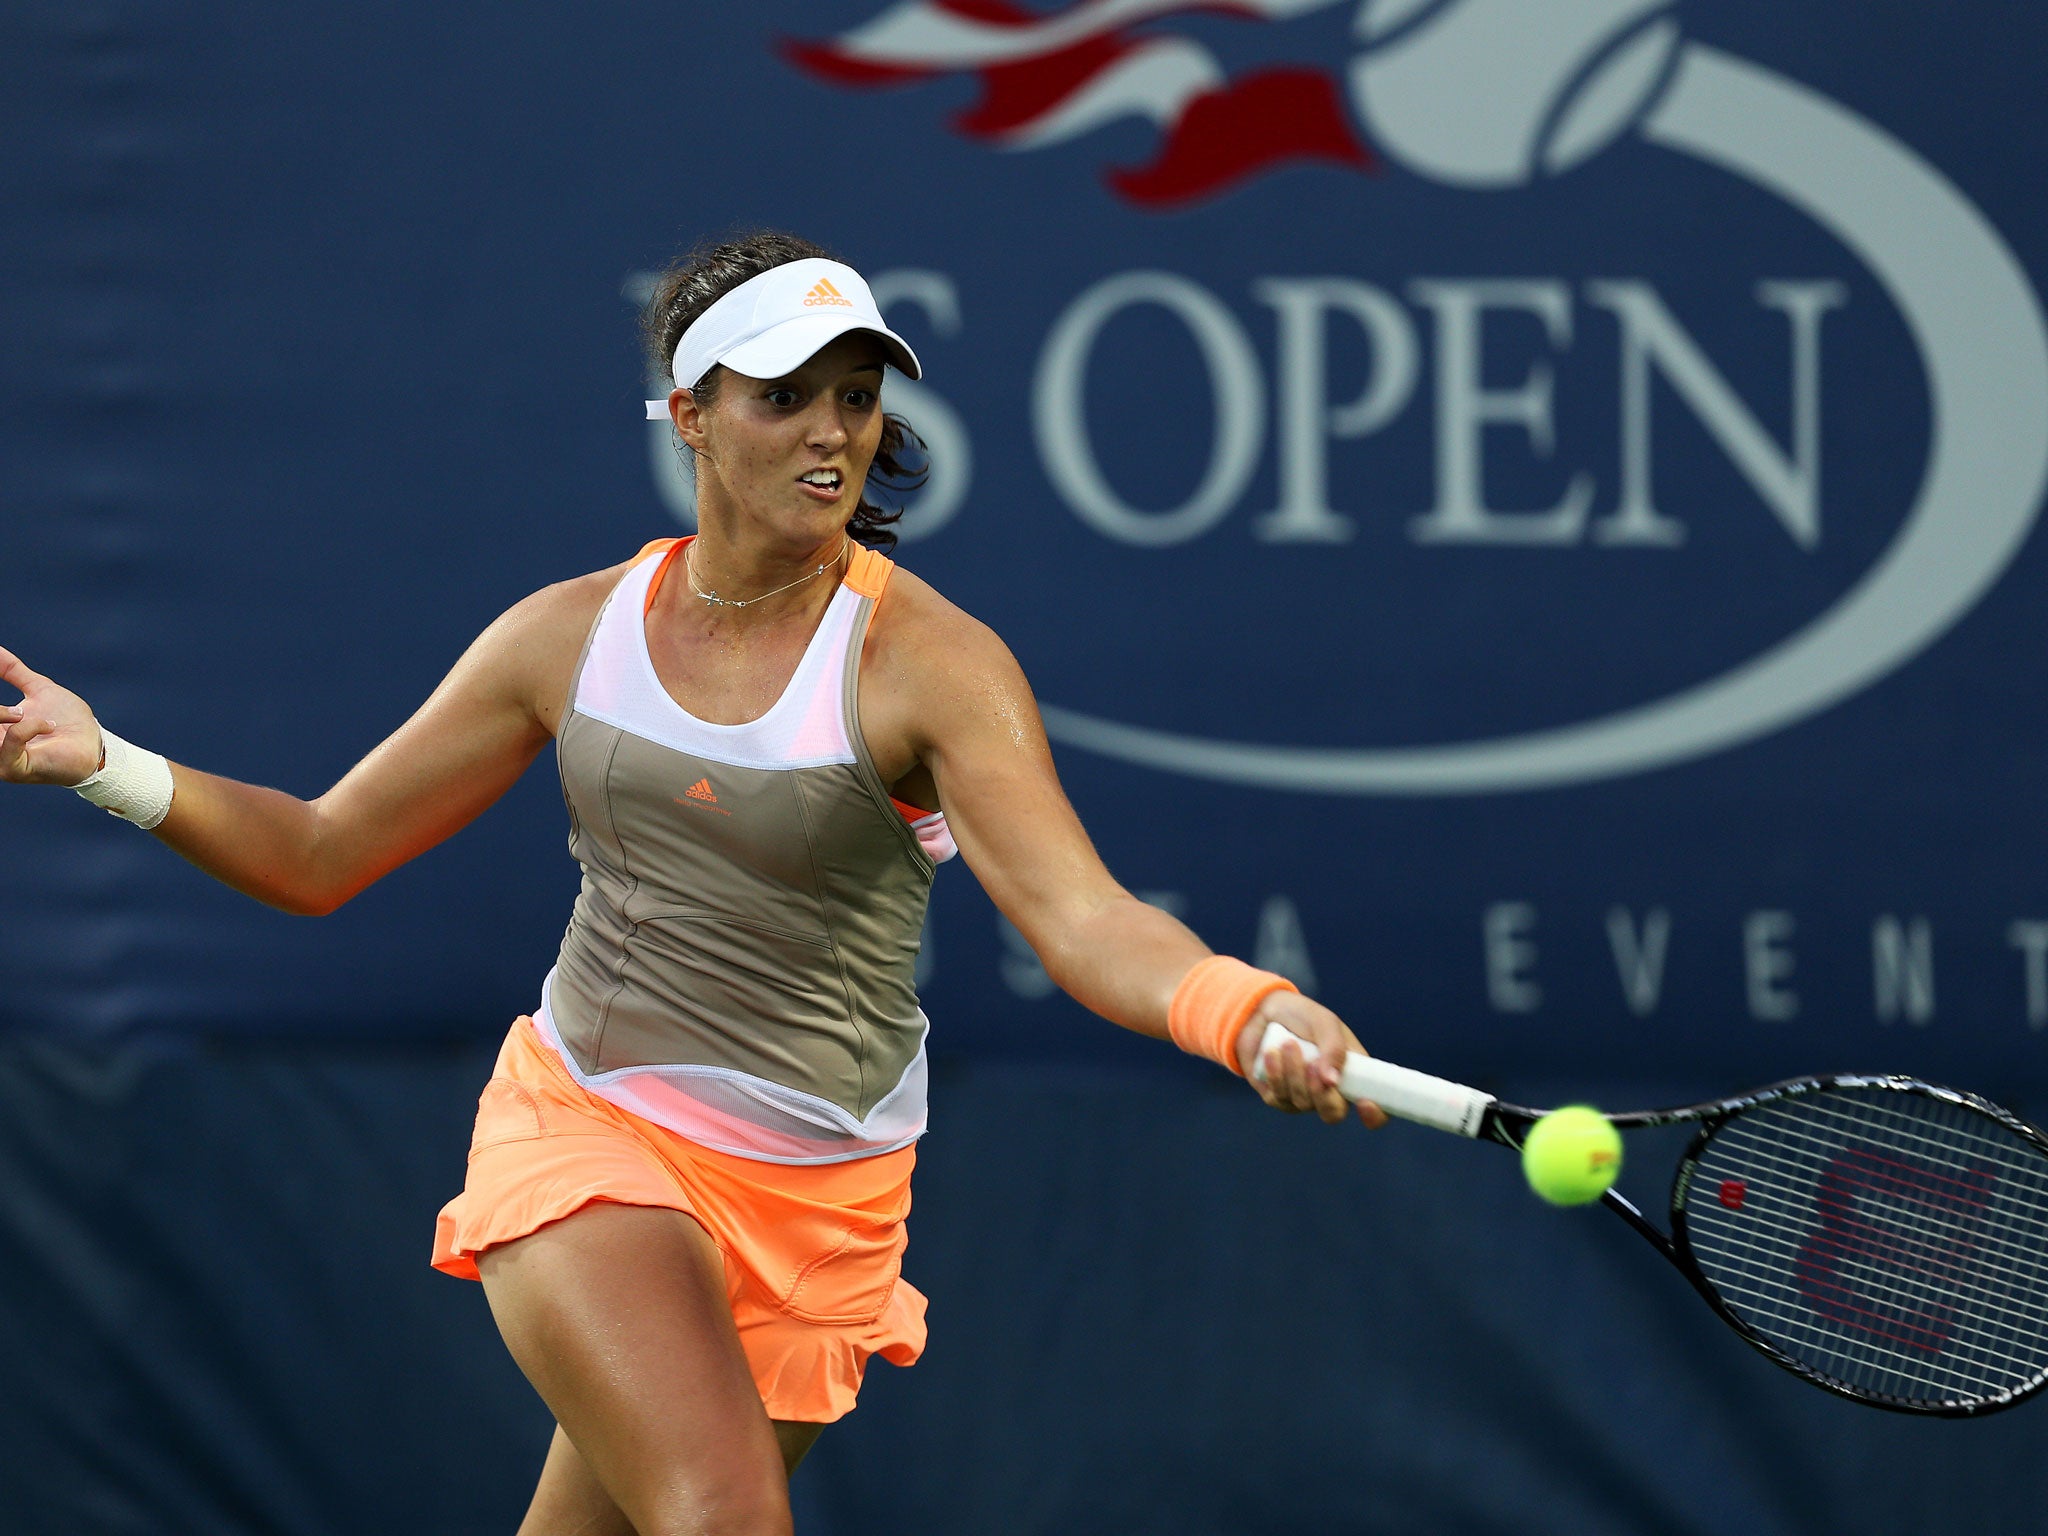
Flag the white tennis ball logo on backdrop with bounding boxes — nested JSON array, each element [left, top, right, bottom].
[[1349, 0, 1682, 186]]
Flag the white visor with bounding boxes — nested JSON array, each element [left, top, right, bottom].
[[643, 258, 922, 419]]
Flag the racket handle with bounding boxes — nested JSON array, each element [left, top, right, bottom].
[[1254, 1022, 1495, 1137]]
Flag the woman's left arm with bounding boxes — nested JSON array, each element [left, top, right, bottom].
[[892, 596, 1376, 1125]]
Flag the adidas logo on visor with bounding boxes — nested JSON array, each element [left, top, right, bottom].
[[803, 278, 854, 308]]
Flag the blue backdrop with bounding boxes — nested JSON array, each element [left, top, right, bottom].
[[4, 3, 2047, 1532]]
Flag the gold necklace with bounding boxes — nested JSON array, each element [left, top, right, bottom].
[[685, 538, 848, 610]]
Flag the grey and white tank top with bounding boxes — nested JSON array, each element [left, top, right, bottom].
[[534, 539, 955, 1164]]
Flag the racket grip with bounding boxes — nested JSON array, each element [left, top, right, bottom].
[[1254, 1022, 1494, 1137]]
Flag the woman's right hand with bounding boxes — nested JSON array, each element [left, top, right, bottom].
[[0, 646, 101, 787]]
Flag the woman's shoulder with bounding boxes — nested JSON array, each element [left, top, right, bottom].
[[866, 559, 1025, 687], [871, 559, 981, 638], [507, 553, 644, 635], [451, 549, 654, 730], [465, 552, 648, 689]]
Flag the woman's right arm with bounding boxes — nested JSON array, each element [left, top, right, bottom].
[[0, 570, 616, 915]]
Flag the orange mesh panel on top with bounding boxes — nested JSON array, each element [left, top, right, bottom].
[[639, 537, 689, 615], [844, 545, 892, 600]]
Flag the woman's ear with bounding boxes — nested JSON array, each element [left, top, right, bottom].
[[671, 387, 709, 455]]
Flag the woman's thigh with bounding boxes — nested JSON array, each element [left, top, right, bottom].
[[479, 1201, 794, 1536], [518, 1420, 827, 1536]]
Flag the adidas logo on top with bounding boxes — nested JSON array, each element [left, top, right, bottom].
[[803, 278, 854, 308], [684, 778, 718, 803]]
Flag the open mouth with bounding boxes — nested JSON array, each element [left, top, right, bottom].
[[798, 467, 844, 496]]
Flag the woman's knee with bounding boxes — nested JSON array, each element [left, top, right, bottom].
[[636, 1469, 794, 1536]]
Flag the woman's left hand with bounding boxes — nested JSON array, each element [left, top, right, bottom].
[[1234, 991, 1388, 1128]]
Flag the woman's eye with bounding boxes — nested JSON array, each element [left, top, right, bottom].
[[766, 389, 800, 408], [844, 389, 877, 409]]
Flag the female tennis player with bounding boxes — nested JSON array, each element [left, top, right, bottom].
[[0, 231, 1379, 1536]]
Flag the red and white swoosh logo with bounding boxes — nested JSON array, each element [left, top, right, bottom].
[[784, 0, 1374, 208]]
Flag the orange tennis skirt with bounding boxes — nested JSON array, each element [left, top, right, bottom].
[[432, 1017, 926, 1423]]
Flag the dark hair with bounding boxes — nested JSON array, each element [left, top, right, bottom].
[[642, 231, 928, 552]]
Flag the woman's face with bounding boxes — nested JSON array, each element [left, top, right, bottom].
[[679, 332, 889, 546]]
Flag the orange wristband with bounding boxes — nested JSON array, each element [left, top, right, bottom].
[[1167, 956, 1298, 1077]]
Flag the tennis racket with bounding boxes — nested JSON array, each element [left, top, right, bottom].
[[1256, 1022, 2048, 1416]]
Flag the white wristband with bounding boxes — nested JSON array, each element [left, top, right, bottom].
[[74, 728, 175, 830]]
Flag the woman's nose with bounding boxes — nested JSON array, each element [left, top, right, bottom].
[[807, 407, 849, 450]]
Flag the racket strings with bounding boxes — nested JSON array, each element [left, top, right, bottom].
[[1681, 1087, 2048, 1409], [1732, 1101, 2048, 1310], [1692, 1096, 2048, 1402], [1692, 1120, 2048, 1328], [1693, 1208, 2035, 1401], [1696, 1186, 2048, 1342], [1760, 1100, 2048, 1222], [1697, 1101, 2048, 1399], [1702, 1222, 2046, 1394]]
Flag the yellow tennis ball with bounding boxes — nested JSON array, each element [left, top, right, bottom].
[[1521, 1106, 1622, 1206]]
